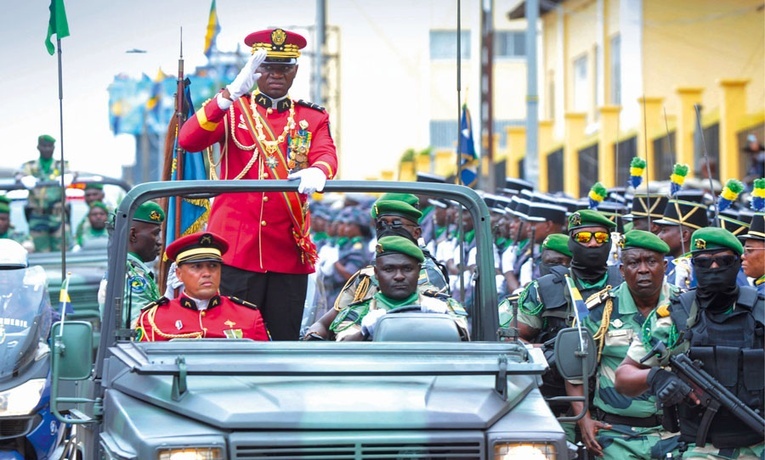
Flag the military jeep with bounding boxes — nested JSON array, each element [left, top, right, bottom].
[[50, 180, 592, 459]]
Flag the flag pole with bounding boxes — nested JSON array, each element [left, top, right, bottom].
[[56, 36, 67, 282], [456, 0, 462, 186]]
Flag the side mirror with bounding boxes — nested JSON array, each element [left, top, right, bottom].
[[51, 321, 93, 380], [553, 327, 597, 380]]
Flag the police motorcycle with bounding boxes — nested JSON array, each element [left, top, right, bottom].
[[0, 240, 68, 460]]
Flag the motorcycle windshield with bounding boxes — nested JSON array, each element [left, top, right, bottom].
[[0, 266, 52, 380]]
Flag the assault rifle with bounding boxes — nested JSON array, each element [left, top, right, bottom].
[[641, 342, 765, 447]]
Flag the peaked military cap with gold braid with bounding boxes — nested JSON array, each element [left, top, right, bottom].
[[166, 232, 230, 265], [654, 198, 709, 230], [244, 28, 306, 64]]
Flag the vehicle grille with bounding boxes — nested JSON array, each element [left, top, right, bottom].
[[0, 415, 38, 440], [230, 434, 483, 460]]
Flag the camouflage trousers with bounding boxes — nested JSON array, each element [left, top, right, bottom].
[[28, 214, 69, 252], [595, 424, 680, 459], [680, 442, 764, 460]]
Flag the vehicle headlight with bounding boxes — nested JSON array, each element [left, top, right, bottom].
[[494, 442, 557, 459], [157, 447, 223, 460], [0, 378, 45, 416]]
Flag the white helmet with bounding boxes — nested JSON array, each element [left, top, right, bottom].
[[0, 240, 28, 269]]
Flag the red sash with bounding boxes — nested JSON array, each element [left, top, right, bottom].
[[237, 100, 318, 266]]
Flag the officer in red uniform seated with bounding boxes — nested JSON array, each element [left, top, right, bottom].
[[135, 232, 269, 342]]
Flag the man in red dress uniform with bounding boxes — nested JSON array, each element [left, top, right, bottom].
[[179, 28, 337, 340], [135, 232, 269, 342]]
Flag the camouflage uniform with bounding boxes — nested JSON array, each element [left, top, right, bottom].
[[329, 290, 469, 341], [626, 297, 764, 459], [124, 253, 160, 327], [0, 227, 31, 245], [19, 158, 69, 252], [582, 282, 681, 459]]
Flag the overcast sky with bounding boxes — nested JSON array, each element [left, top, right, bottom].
[[0, 0, 321, 178]]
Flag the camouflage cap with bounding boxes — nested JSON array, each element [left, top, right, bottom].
[[375, 235, 424, 263], [567, 209, 616, 233], [690, 227, 743, 256], [541, 234, 572, 258], [133, 201, 165, 225], [620, 229, 670, 255]]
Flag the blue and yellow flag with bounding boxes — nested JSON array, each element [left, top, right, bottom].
[[458, 104, 479, 188], [564, 275, 589, 322], [45, 0, 70, 55], [203, 0, 221, 58], [59, 272, 73, 315], [165, 81, 210, 251]]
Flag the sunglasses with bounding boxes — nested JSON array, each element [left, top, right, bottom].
[[572, 231, 610, 245], [692, 254, 738, 268], [376, 220, 417, 230]]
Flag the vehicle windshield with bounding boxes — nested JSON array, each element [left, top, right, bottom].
[[0, 265, 51, 379]]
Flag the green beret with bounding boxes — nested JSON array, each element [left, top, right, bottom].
[[568, 209, 616, 232], [621, 229, 670, 254], [541, 233, 572, 257], [371, 194, 423, 224], [89, 201, 110, 213], [84, 183, 104, 191], [133, 201, 165, 225], [375, 235, 424, 262], [38, 134, 56, 143], [0, 196, 9, 214], [690, 227, 743, 256]]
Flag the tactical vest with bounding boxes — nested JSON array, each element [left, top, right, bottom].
[[536, 265, 623, 344], [670, 287, 765, 448]]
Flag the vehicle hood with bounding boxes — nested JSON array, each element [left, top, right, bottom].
[[106, 341, 544, 430]]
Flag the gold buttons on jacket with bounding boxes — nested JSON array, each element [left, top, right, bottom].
[[261, 220, 267, 226]]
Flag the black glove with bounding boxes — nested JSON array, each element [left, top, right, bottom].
[[647, 367, 692, 406]]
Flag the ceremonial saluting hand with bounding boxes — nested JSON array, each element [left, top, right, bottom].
[[226, 49, 268, 101]]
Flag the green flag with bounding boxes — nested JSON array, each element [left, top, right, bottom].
[[45, 0, 70, 55]]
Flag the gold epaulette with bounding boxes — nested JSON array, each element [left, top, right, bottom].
[[656, 302, 671, 318], [141, 296, 169, 311], [229, 296, 260, 310]]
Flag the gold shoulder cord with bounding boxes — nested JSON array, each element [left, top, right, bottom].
[[591, 286, 614, 362], [208, 105, 260, 181], [145, 306, 203, 340]]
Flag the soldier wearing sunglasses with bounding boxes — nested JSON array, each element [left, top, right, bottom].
[[511, 209, 624, 433], [616, 227, 764, 457]]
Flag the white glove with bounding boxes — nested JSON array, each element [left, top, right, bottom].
[[360, 308, 387, 339], [225, 49, 268, 101], [420, 303, 448, 314], [288, 167, 327, 195], [20, 175, 38, 189], [164, 262, 184, 298]]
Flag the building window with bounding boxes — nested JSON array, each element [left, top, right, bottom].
[[610, 34, 621, 105], [430, 30, 471, 60], [573, 54, 588, 112], [495, 31, 526, 58]]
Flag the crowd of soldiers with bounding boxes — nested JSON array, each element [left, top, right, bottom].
[[301, 172, 764, 459]]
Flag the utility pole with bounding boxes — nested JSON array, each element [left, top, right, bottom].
[[524, 0, 540, 185]]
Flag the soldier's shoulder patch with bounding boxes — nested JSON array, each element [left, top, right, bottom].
[[129, 275, 147, 293], [296, 99, 326, 112], [142, 296, 169, 311], [229, 296, 260, 310]]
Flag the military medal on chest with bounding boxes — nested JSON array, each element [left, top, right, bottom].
[[287, 119, 312, 172]]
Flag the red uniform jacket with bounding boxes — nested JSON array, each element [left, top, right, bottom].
[[179, 93, 337, 274], [136, 295, 269, 341]]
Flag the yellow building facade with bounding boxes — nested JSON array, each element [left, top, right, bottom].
[[500, 0, 764, 197]]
